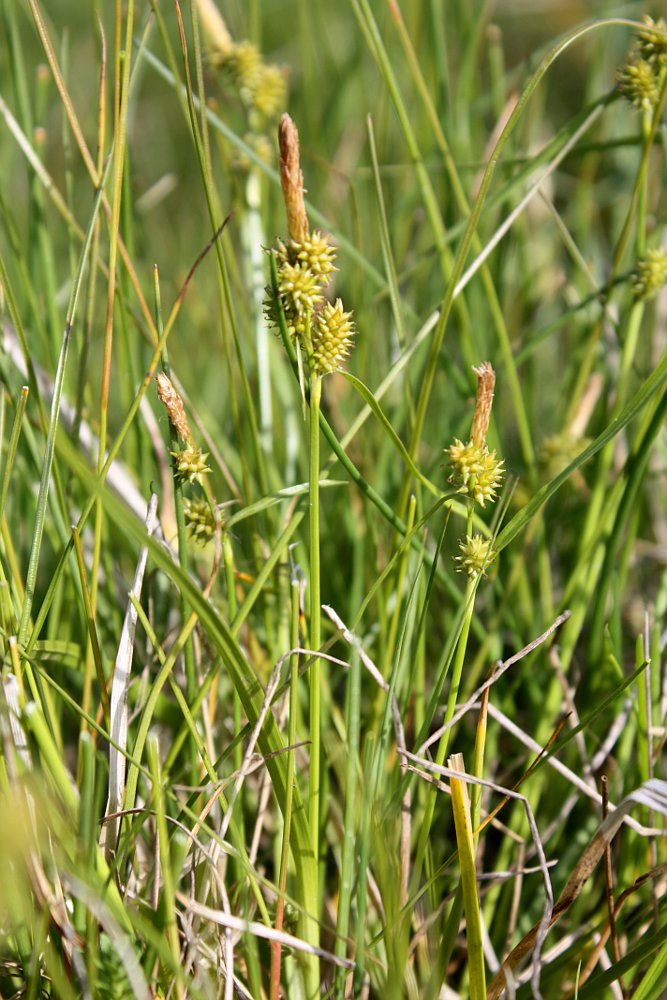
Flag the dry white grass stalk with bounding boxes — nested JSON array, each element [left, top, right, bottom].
[[486, 703, 664, 837], [487, 779, 667, 999], [217, 654, 283, 845], [322, 604, 411, 898], [249, 691, 290, 867], [2, 665, 31, 768], [418, 611, 571, 755], [401, 750, 554, 1000], [177, 893, 355, 970], [102, 494, 159, 858]]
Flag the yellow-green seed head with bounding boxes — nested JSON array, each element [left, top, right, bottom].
[[539, 432, 590, 482], [448, 439, 504, 506], [278, 261, 324, 315], [638, 16, 667, 70], [263, 282, 306, 341], [184, 498, 217, 545], [311, 299, 355, 374], [617, 57, 660, 111], [275, 232, 337, 281], [172, 445, 211, 486], [293, 231, 337, 280], [224, 40, 263, 92], [632, 248, 667, 300], [252, 63, 288, 119], [455, 534, 496, 579]]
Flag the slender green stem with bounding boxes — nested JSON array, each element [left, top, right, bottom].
[[308, 371, 322, 915], [413, 576, 476, 884], [271, 565, 301, 1000]]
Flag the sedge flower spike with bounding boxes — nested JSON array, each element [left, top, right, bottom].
[[311, 299, 355, 374], [448, 362, 504, 507], [637, 16, 667, 71], [156, 372, 192, 444], [632, 248, 667, 301], [183, 498, 218, 545], [617, 58, 660, 112], [172, 445, 211, 487], [267, 113, 355, 375], [456, 534, 496, 579], [279, 113, 308, 243], [617, 16, 667, 113]]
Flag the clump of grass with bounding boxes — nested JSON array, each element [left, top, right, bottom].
[[0, 3, 666, 1000]]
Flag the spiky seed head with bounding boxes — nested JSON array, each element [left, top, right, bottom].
[[253, 63, 288, 119], [279, 113, 309, 243], [156, 372, 192, 443], [631, 247, 667, 301], [448, 439, 504, 506], [172, 445, 211, 486], [617, 57, 660, 112], [278, 261, 323, 314], [183, 498, 218, 545], [637, 16, 667, 70], [455, 534, 496, 579], [225, 39, 263, 91], [311, 299, 355, 374], [293, 231, 337, 279], [275, 231, 337, 281], [470, 362, 496, 446]]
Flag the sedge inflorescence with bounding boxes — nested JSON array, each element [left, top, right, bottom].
[[183, 497, 217, 545], [156, 372, 217, 546], [447, 438, 504, 507], [631, 247, 667, 301], [266, 114, 355, 377], [196, 0, 286, 122], [617, 16, 667, 113], [455, 534, 496, 580], [447, 362, 503, 579]]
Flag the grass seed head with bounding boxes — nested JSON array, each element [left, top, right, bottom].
[[455, 534, 496, 579], [311, 299, 355, 374], [183, 498, 218, 545], [632, 247, 667, 300], [448, 439, 504, 506], [172, 445, 211, 486], [637, 15, 667, 71], [617, 57, 660, 112]]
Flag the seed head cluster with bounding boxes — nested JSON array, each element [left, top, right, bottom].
[[447, 362, 503, 581], [631, 247, 667, 301], [455, 534, 496, 580], [183, 498, 218, 545], [156, 372, 214, 548], [448, 438, 504, 507], [267, 114, 355, 376], [197, 0, 286, 121], [617, 16, 667, 113]]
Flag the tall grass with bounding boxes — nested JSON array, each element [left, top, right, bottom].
[[0, 1, 666, 998]]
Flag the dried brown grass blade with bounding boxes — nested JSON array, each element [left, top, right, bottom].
[[487, 778, 667, 999]]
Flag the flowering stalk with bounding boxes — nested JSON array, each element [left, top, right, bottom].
[[414, 364, 502, 883], [153, 274, 200, 776], [307, 367, 322, 874], [266, 116, 357, 927]]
